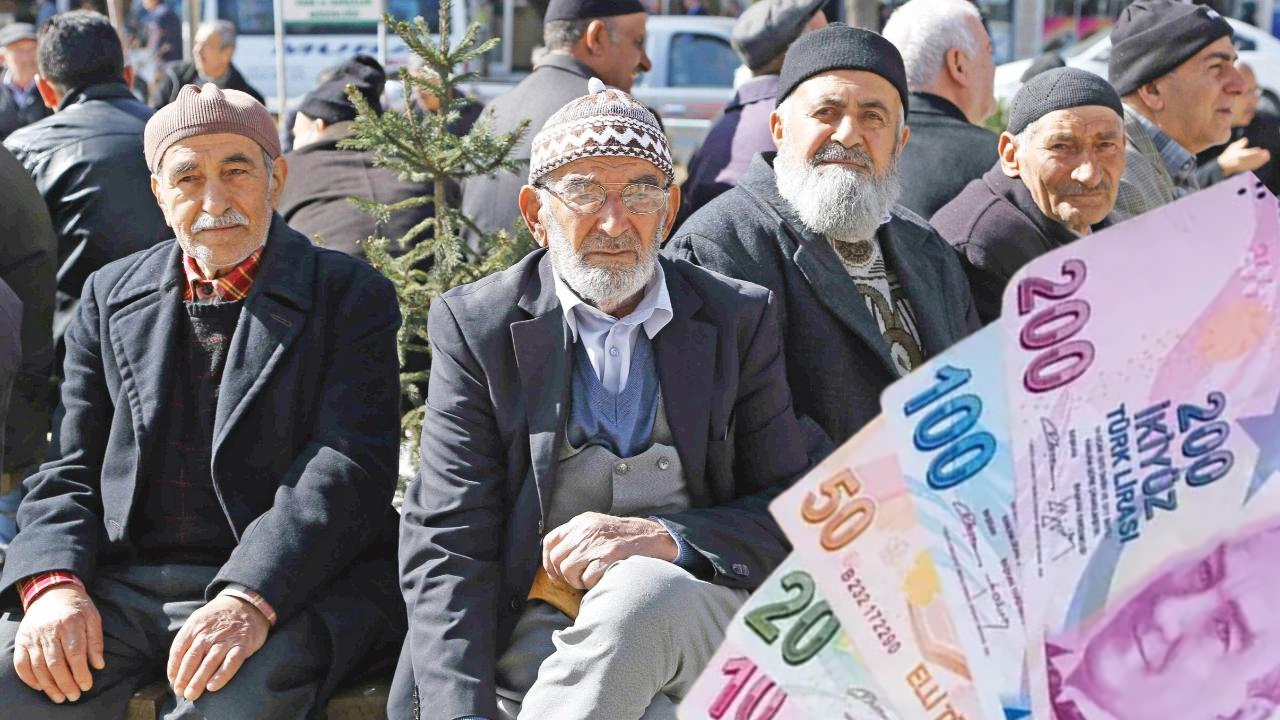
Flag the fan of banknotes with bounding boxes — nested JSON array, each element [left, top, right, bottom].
[[679, 172, 1280, 720]]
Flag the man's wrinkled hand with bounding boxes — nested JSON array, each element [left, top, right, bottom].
[[13, 585, 105, 704], [542, 512, 679, 591], [166, 594, 269, 702]]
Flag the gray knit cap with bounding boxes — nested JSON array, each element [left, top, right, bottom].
[[528, 77, 673, 185], [1007, 67, 1124, 135]]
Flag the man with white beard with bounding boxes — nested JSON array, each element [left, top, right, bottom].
[[668, 22, 980, 447], [392, 79, 816, 720]]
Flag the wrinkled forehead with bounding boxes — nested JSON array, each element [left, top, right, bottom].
[[159, 132, 266, 175], [791, 70, 902, 115], [545, 156, 664, 185], [1030, 105, 1125, 139]]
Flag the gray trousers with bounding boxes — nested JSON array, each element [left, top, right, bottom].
[[496, 556, 747, 720], [0, 564, 328, 719]]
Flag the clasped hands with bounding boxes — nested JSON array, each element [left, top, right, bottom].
[[12, 584, 269, 704], [540, 511, 680, 590]]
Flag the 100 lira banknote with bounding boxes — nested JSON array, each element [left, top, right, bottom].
[[882, 325, 1029, 720], [771, 418, 984, 720], [679, 555, 902, 720], [1000, 174, 1280, 720]]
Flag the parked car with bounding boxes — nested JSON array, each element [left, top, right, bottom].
[[994, 17, 1280, 102], [464, 16, 740, 170]]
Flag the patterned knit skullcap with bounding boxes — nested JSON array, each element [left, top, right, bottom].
[[528, 78, 673, 185], [145, 83, 280, 173]]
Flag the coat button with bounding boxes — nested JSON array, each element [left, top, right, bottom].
[[615, 462, 629, 474], [510, 597, 523, 611], [657, 456, 670, 471]]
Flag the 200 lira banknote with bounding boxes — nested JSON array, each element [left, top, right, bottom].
[[882, 325, 1029, 720], [678, 555, 902, 720], [771, 418, 985, 720], [1000, 174, 1280, 719]]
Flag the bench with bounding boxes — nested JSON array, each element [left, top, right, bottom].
[[125, 679, 390, 720]]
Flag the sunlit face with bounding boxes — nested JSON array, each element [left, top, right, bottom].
[[150, 133, 287, 274], [1150, 36, 1244, 153], [1, 39, 37, 86], [520, 156, 677, 313], [1069, 521, 1280, 720], [193, 27, 234, 80], [594, 13, 651, 92], [1003, 106, 1125, 233], [771, 69, 908, 179], [1233, 65, 1260, 128]]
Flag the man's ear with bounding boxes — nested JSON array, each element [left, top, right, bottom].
[[1134, 81, 1164, 113], [769, 110, 784, 148], [583, 19, 609, 56], [123, 64, 135, 89], [518, 185, 548, 247], [35, 75, 60, 109], [946, 46, 968, 87], [269, 155, 289, 208], [998, 131, 1020, 177], [662, 183, 680, 243], [897, 121, 910, 155], [150, 173, 173, 227]]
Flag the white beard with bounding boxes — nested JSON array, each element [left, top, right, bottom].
[[546, 213, 666, 315], [774, 139, 902, 241]]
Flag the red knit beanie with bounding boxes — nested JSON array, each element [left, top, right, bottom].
[[144, 83, 281, 173]]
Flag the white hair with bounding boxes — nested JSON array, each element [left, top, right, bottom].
[[882, 0, 984, 90], [198, 19, 237, 49], [1009, 119, 1040, 155]]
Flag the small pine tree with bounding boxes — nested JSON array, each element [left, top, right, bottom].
[[341, 0, 535, 460]]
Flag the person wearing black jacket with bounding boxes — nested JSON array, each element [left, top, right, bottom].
[[1196, 62, 1277, 195], [150, 20, 264, 109], [4, 11, 168, 351], [0, 23, 52, 141]]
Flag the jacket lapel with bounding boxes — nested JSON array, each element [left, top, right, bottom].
[[106, 242, 184, 469], [511, 253, 571, 527], [211, 219, 312, 457], [879, 217, 953, 358], [653, 259, 716, 502]]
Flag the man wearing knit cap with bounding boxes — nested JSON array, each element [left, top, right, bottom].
[[0, 82, 406, 718], [934, 67, 1126, 323], [679, 0, 827, 223], [1109, 0, 1244, 218], [460, 0, 651, 246], [279, 55, 436, 260], [394, 79, 814, 720], [670, 22, 979, 447]]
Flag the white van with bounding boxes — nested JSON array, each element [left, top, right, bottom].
[[206, 0, 467, 107]]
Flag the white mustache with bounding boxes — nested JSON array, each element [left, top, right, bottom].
[[191, 210, 249, 233]]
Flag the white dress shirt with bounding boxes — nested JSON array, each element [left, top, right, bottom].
[[553, 262, 673, 395]]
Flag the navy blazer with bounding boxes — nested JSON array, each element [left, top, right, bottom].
[[0, 219, 406, 697], [391, 250, 815, 719]]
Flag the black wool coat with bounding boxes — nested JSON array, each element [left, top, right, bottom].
[[0, 220, 406, 699], [897, 92, 1000, 220], [151, 61, 266, 109], [931, 164, 1118, 324], [667, 152, 980, 448]]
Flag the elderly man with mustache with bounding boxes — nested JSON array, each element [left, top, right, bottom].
[[668, 22, 979, 448], [391, 79, 815, 720], [0, 83, 406, 718], [933, 67, 1127, 324]]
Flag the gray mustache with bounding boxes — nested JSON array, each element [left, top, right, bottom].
[[191, 210, 250, 233], [812, 142, 873, 168], [1058, 179, 1113, 196]]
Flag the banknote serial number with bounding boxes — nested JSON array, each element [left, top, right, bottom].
[[840, 567, 902, 654]]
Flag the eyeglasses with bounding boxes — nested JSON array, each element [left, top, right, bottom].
[[539, 180, 669, 215]]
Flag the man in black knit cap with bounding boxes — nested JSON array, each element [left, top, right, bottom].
[[669, 22, 979, 448], [934, 67, 1126, 323], [459, 0, 651, 246], [280, 54, 436, 260], [1108, 0, 1244, 218]]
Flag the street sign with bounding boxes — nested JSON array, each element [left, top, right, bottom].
[[283, 0, 380, 25]]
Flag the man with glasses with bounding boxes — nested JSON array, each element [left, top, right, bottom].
[[391, 79, 815, 720], [1197, 62, 1278, 195]]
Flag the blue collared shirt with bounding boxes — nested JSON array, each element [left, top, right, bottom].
[[1129, 107, 1200, 198], [3, 69, 38, 110]]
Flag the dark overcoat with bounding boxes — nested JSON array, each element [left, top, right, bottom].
[[666, 152, 980, 447], [932, 164, 1119, 324], [0, 84, 51, 142], [896, 92, 1000, 220], [390, 250, 815, 719], [151, 61, 266, 109], [0, 219, 406, 699]]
